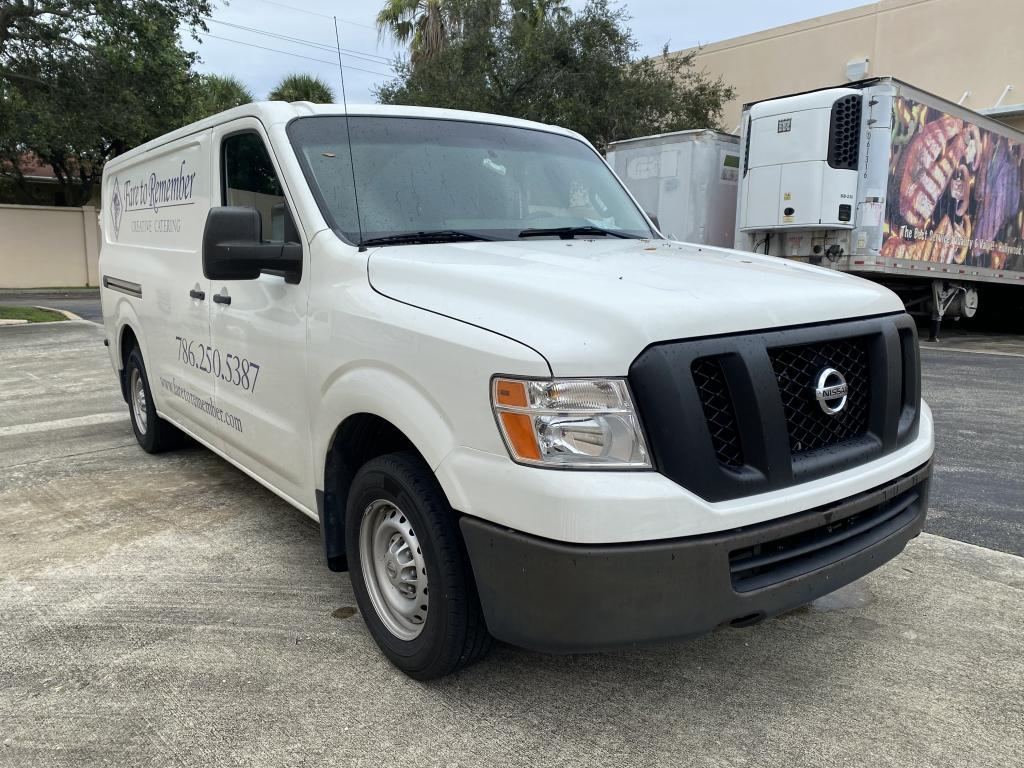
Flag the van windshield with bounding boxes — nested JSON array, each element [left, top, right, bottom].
[[287, 116, 654, 245]]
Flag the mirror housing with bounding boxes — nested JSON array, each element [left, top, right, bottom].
[[646, 212, 661, 232], [202, 206, 302, 284]]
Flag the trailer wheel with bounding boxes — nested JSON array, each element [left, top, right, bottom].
[[959, 286, 979, 319], [345, 451, 491, 679]]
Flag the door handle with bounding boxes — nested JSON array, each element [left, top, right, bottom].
[[212, 293, 231, 305], [189, 289, 206, 300]]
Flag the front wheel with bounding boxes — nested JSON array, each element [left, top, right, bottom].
[[345, 452, 491, 679]]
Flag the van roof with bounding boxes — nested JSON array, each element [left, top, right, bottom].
[[106, 101, 585, 169]]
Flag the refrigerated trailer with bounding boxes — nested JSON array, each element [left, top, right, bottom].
[[606, 129, 740, 247], [735, 77, 1024, 338]]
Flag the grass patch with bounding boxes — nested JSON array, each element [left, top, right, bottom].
[[0, 306, 67, 323]]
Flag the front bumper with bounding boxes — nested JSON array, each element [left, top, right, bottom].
[[460, 461, 930, 653]]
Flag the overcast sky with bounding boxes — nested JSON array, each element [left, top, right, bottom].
[[186, 0, 871, 102]]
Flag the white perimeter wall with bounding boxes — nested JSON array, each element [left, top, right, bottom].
[[0, 205, 101, 288]]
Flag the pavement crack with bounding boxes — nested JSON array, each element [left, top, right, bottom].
[[0, 442, 136, 472]]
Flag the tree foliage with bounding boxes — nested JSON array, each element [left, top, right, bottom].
[[187, 73, 254, 124], [376, 0, 465, 65], [268, 73, 335, 104], [0, 0, 211, 206], [376, 0, 734, 150], [0, 0, 208, 62]]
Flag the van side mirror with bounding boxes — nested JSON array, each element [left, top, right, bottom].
[[202, 206, 302, 284], [646, 212, 661, 232]]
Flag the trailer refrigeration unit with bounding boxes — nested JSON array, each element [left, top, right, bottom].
[[607, 129, 740, 247], [736, 77, 1024, 339]]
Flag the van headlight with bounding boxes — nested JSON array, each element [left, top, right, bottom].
[[491, 377, 651, 468]]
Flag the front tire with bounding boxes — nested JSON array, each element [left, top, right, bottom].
[[345, 452, 491, 679], [125, 346, 183, 454]]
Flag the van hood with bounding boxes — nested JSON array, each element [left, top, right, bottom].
[[367, 238, 904, 376]]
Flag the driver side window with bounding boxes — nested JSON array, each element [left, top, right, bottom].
[[222, 132, 296, 243]]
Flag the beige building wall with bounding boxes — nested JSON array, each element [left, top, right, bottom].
[[677, 0, 1024, 133], [0, 205, 101, 288]]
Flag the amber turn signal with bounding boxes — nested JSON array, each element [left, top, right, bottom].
[[498, 411, 541, 461], [494, 378, 528, 408]]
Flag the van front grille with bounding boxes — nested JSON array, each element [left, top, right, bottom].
[[769, 337, 870, 454], [629, 314, 920, 502], [692, 358, 744, 467]]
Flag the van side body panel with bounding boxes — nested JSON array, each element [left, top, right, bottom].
[[100, 131, 220, 448]]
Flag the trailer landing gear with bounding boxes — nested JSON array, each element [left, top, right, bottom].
[[927, 280, 978, 342]]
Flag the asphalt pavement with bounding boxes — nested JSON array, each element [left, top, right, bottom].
[[921, 342, 1024, 556], [0, 320, 1022, 768], [0, 288, 102, 323]]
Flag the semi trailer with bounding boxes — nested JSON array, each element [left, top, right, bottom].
[[735, 77, 1024, 339], [605, 129, 740, 247]]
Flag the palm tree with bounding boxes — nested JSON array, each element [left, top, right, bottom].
[[512, 0, 569, 28], [377, 1, 566, 64], [376, 0, 457, 64], [188, 74, 254, 123], [268, 73, 335, 104]]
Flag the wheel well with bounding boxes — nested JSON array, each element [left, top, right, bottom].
[[118, 326, 139, 402], [319, 413, 420, 572]]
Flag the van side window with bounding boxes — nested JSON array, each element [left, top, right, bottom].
[[222, 132, 294, 243]]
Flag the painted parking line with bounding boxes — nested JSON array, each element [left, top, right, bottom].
[[0, 412, 127, 437], [920, 345, 1024, 358]]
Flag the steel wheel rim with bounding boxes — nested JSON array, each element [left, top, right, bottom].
[[130, 368, 148, 435], [359, 499, 429, 640]]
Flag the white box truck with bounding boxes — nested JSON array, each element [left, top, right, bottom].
[[606, 129, 740, 246], [736, 77, 1024, 339], [99, 102, 933, 678]]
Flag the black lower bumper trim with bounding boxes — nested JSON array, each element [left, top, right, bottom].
[[460, 462, 930, 654]]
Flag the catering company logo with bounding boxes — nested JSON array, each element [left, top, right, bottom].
[[109, 160, 198, 240], [109, 177, 123, 240]]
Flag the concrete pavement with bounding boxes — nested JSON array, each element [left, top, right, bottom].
[[1, 322, 1022, 768]]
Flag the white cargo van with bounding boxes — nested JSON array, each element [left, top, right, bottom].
[[100, 102, 934, 679]]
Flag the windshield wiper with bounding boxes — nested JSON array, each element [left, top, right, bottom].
[[517, 226, 636, 240], [360, 230, 494, 247]]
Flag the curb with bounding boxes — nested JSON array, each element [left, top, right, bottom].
[[37, 305, 86, 322], [0, 288, 99, 296], [0, 306, 88, 327]]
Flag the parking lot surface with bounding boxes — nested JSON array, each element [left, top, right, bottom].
[[1, 321, 1022, 768], [0, 289, 103, 324], [921, 342, 1024, 556]]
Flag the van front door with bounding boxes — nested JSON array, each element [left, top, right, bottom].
[[207, 120, 314, 510]]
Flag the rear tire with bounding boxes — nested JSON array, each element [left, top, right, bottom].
[[345, 451, 491, 679], [125, 346, 183, 454]]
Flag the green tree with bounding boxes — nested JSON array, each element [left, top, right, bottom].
[[0, 1, 208, 61], [188, 74, 254, 123], [376, 0, 734, 150], [268, 73, 335, 103], [0, 0, 210, 206], [376, 0, 467, 65]]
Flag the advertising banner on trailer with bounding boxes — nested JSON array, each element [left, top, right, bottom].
[[883, 96, 1024, 272]]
